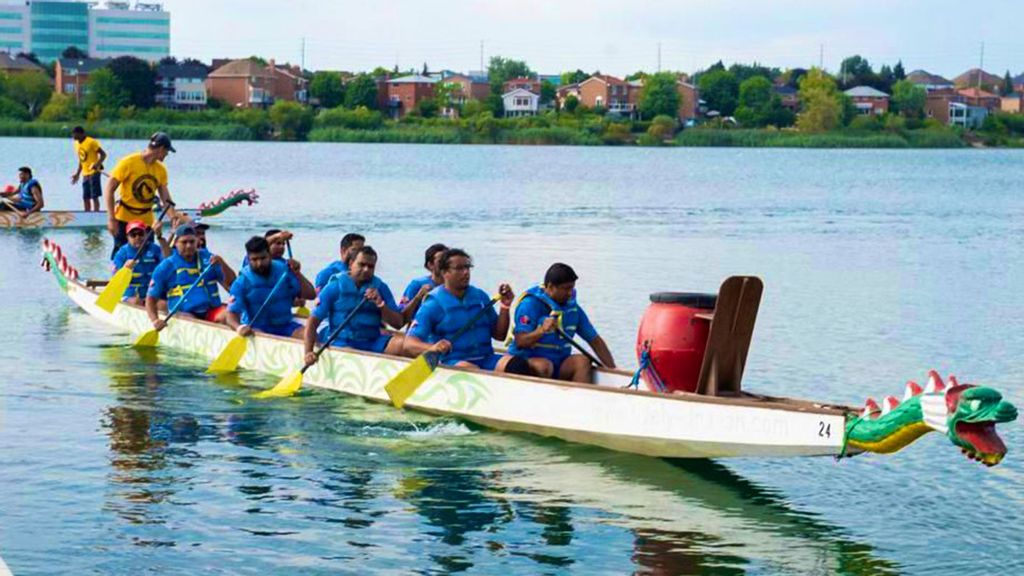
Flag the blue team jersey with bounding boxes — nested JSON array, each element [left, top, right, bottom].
[[111, 242, 163, 300], [313, 273, 397, 344], [408, 285, 497, 363], [508, 285, 598, 360], [314, 260, 347, 292], [148, 251, 224, 314], [399, 275, 438, 310], [227, 259, 300, 330], [199, 247, 223, 306]]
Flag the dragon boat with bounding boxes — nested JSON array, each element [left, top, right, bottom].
[[40, 239, 1017, 465], [1, 189, 258, 229]]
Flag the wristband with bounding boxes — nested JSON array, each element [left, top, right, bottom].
[[376, 300, 385, 308], [499, 303, 511, 310]]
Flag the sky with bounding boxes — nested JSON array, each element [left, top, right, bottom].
[[164, 0, 1024, 78]]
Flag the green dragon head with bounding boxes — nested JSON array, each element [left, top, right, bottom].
[[945, 385, 1018, 466]]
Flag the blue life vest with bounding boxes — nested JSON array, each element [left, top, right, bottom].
[[508, 285, 596, 360], [313, 274, 395, 343], [229, 260, 297, 330], [412, 285, 496, 362], [148, 251, 221, 314], [111, 242, 162, 299], [199, 248, 222, 306], [314, 260, 347, 292], [14, 178, 39, 209], [400, 275, 438, 309]]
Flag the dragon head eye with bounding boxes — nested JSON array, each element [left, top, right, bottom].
[[969, 399, 982, 411]]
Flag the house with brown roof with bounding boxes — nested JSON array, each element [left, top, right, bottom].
[[953, 68, 1002, 91], [502, 77, 540, 94], [906, 70, 954, 92], [844, 86, 890, 115], [442, 74, 490, 105], [556, 83, 581, 108], [206, 58, 307, 108], [677, 80, 699, 121], [578, 74, 636, 117], [0, 53, 45, 76], [385, 74, 437, 118], [957, 87, 1001, 111], [55, 58, 111, 105], [1001, 93, 1023, 114]]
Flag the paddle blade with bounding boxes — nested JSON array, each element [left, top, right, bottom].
[[255, 370, 304, 399], [95, 267, 133, 313], [294, 306, 311, 318], [133, 329, 159, 348], [384, 354, 438, 409], [207, 336, 248, 374]]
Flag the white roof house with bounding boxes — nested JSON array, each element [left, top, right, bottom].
[[502, 87, 539, 117]]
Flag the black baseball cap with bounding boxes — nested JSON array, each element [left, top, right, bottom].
[[174, 225, 196, 237], [149, 132, 176, 153], [195, 223, 210, 231]]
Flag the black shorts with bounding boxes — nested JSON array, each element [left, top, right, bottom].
[[82, 173, 102, 200], [110, 219, 128, 259]]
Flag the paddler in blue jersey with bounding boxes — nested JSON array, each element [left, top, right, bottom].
[[403, 248, 530, 374], [508, 263, 616, 382], [304, 246, 407, 359], [0, 166, 44, 217], [398, 243, 446, 324], [145, 225, 236, 329], [110, 219, 171, 305], [314, 233, 365, 293], [225, 236, 315, 338]]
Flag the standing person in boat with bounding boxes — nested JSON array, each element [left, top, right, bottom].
[[70, 126, 107, 212], [304, 246, 408, 357], [104, 132, 179, 258], [0, 167, 44, 217], [398, 243, 447, 324], [145, 225, 236, 328], [403, 248, 529, 374], [509, 263, 616, 382], [110, 220, 170, 305], [226, 236, 316, 338], [314, 233, 365, 293]]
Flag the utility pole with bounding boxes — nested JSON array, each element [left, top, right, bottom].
[[479, 39, 484, 73], [657, 42, 661, 72], [300, 37, 305, 71], [978, 41, 984, 89], [819, 44, 824, 69]]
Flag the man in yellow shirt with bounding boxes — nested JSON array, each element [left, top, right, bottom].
[[70, 126, 107, 212], [104, 132, 179, 258]]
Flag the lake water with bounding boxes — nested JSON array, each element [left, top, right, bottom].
[[1, 137, 1022, 575]]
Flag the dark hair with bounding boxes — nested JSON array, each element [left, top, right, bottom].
[[439, 248, 471, 271], [424, 243, 447, 268], [245, 235, 270, 254], [72, 126, 85, 135], [264, 229, 282, 239], [352, 245, 377, 261], [18, 166, 31, 176], [544, 263, 578, 286], [340, 233, 365, 251]]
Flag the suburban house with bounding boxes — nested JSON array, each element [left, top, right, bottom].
[[556, 83, 580, 108], [676, 80, 700, 121], [442, 73, 490, 105], [578, 74, 636, 117], [906, 70, 954, 92], [502, 76, 540, 94], [1015, 73, 1024, 94], [1001, 93, 1022, 114], [55, 58, 111, 105], [206, 59, 307, 108], [0, 53, 45, 76], [844, 85, 889, 115], [953, 68, 1002, 91], [501, 87, 539, 117], [948, 102, 988, 128], [924, 91, 988, 128], [385, 74, 437, 118], [773, 85, 800, 112], [957, 87, 1001, 111], [155, 62, 208, 110]]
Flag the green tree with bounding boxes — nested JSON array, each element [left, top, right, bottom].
[[893, 60, 906, 80], [38, 92, 78, 122], [84, 68, 127, 112], [647, 114, 677, 141], [1001, 71, 1014, 96], [0, 96, 30, 120], [638, 72, 680, 119], [61, 46, 88, 59], [229, 108, 270, 139], [602, 122, 631, 145], [839, 93, 858, 126], [5, 72, 52, 117], [780, 68, 807, 89], [109, 56, 156, 108], [734, 76, 773, 126], [269, 100, 312, 140], [838, 54, 876, 89], [414, 98, 438, 118], [310, 71, 345, 108], [697, 69, 739, 115], [563, 94, 580, 113], [344, 74, 378, 109], [487, 56, 532, 94], [797, 68, 842, 132], [878, 64, 895, 92], [540, 79, 556, 105], [728, 62, 779, 84], [560, 69, 587, 85], [890, 80, 927, 118]]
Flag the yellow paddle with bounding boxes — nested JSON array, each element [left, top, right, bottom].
[[385, 295, 499, 409], [134, 259, 217, 347], [286, 240, 312, 318], [207, 263, 293, 373], [255, 294, 369, 399], [95, 204, 172, 313]]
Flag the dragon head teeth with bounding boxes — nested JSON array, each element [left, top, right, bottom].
[[947, 375, 960, 389], [925, 370, 945, 394], [881, 396, 900, 415], [904, 381, 923, 400], [862, 398, 880, 419]]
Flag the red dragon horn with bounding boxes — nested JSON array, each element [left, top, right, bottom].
[[881, 396, 900, 415], [904, 381, 923, 400], [862, 398, 880, 419], [925, 370, 945, 394]]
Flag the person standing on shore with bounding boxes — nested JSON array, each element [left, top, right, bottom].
[[70, 126, 107, 212], [103, 132, 179, 258]]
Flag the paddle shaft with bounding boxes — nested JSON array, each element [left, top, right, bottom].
[[302, 295, 368, 374], [527, 294, 605, 368], [429, 296, 501, 362], [127, 203, 172, 258], [162, 258, 217, 325], [247, 264, 292, 327]]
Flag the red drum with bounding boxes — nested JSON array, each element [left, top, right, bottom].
[[636, 292, 717, 393]]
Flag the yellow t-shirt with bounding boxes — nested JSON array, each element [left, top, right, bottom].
[[110, 152, 168, 224], [74, 137, 102, 176]]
